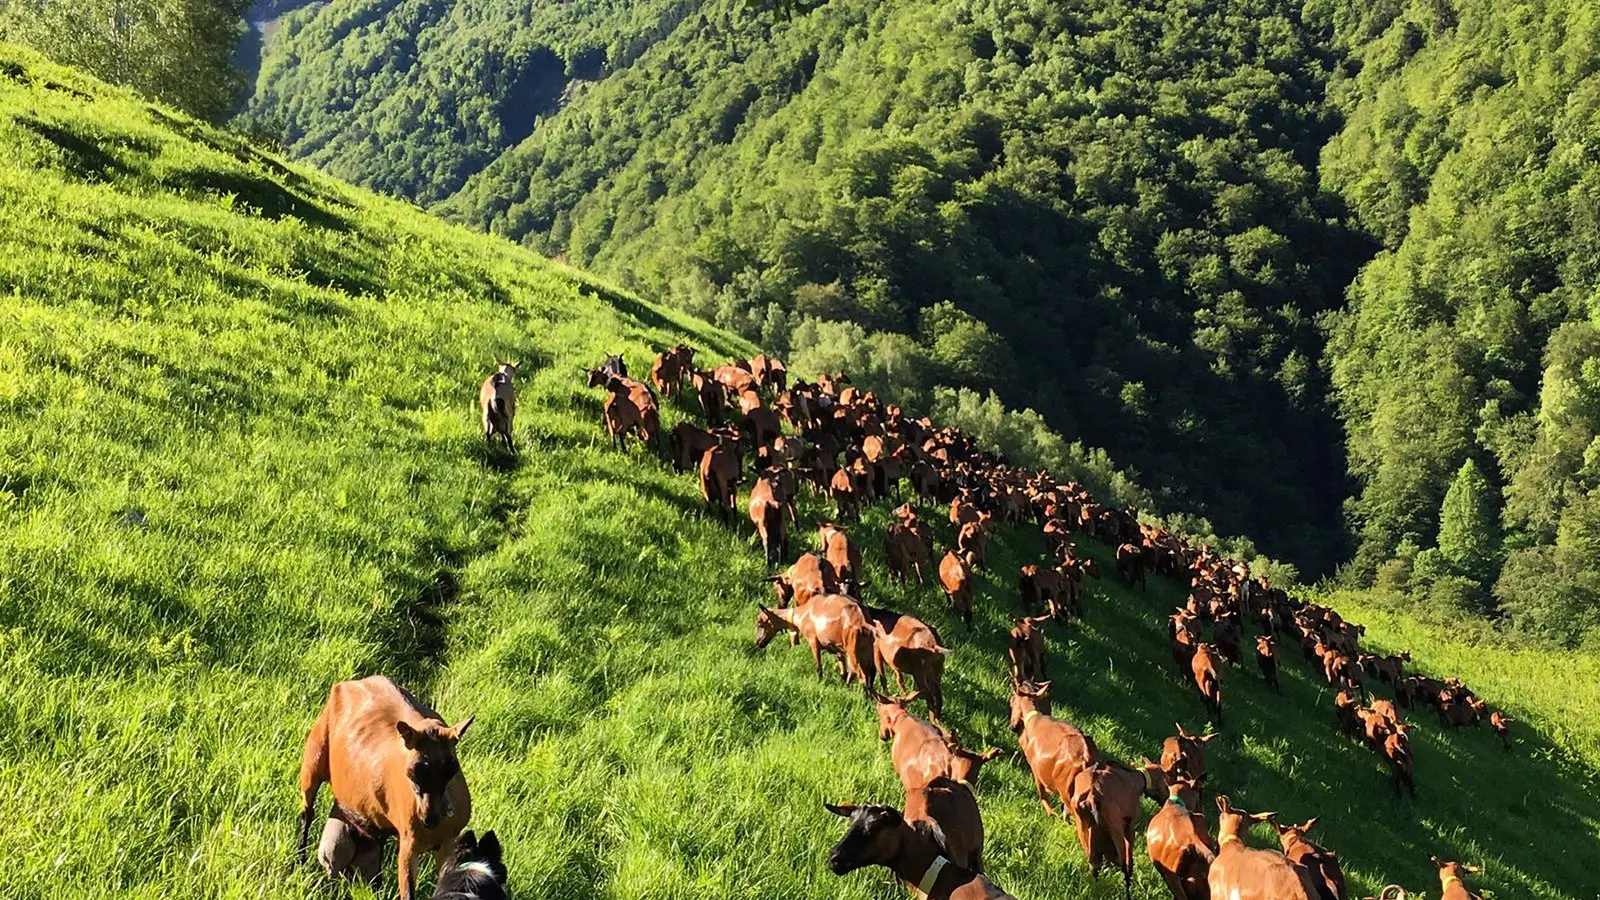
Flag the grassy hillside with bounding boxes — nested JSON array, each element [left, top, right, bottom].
[[1, 43, 1597, 900]]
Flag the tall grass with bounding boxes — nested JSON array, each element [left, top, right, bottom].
[[0, 43, 1595, 900]]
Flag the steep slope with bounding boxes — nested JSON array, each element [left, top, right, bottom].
[[1, 43, 1597, 900], [253, 0, 1363, 574]]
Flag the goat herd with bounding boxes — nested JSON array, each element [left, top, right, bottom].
[[289, 346, 1510, 900]]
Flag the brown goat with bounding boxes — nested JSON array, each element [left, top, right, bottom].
[[1007, 615, 1050, 684], [749, 468, 792, 565], [957, 515, 991, 570], [650, 351, 681, 398], [1430, 857, 1482, 900], [600, 378, 646, 452], [1191, 643, 1224, 721], [670, 422, 717, 474], [866, 609, 950, 719], [478, 362, 516, 454], [1212, 614, 1242, 666], [1208, 795, 1319, 900], [770, 553, 840, 608], [1271, 817, 1347, 900], [1256, 635, 1281, 694], [1069, 762, 1149, 899], [904, 777, 987, 872], [1146, 775, 1214, 900], [876, 692, 952, 789], [830, 466, 861, 523], [297, 676, 473, 900], [698, 441, 741, 524], [1170, 612, 1200, 678], [1160, 724, 1218, 783], [886, 521, 930, 585], [1334, 689, 1362, 739], [755, 596, 876, 692], [1382, 730, 1415, 797], [1018, 564, 1064, 618], [940, 550, 975, 630], [1438, 696, 1485, 729], [819, 522, 863, 595], [1489, 710, 1513, 751], [691, 369, 724, 425], [1116, 542, 1147, 589], [1009, 681, 1100, 818], [943, 732, 1002, 790]]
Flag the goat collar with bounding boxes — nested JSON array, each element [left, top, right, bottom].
[[916, 855, 949, 897], [1143, 767, 1157, 791], [1442, 874, 1460, 888], [1022, 710, 1042, 725], [1219, 834, 1241, 846]]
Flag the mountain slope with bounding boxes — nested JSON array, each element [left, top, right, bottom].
[[252, 0, 1364, 575], [245, 0, 690, 202], [1, 43, 1597, 900]]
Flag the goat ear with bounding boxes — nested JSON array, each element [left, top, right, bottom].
[[1198, 732, 1220, 743], [824, 802, 857, 818], [477, 831, 503, 863], [449, 716, 474, 742], [1302, 817, 1318, 833], [1430, 856, 1444, 868], [1216, 795, 1229, 812], [1461, 864, 1481, 874], [1249, 811, 1276, 823], [980, 748, 1001, 761], [395, 721, 421, 749]]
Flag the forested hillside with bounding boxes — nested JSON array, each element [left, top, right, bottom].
[[1313, 0, 1600, 643], [236, 0, 1600, 640], [251, 0, 1366, 576], [245, 0, 692, 202]]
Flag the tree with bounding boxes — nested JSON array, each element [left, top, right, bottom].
[[0, 0, 251, 120], [1437, 459, 1499, 585]]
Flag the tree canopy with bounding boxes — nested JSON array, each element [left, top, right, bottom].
[[0, 0, 251, 119]]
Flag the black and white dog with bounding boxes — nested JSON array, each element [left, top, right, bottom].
[[432, 830, 508, 900]]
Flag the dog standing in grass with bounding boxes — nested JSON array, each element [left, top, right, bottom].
[[479, 362, 517, 454]]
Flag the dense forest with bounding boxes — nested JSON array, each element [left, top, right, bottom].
[[1315, 0, 1600, 642], [7, 0, 1597, 642], [244, 0, 694, 201]]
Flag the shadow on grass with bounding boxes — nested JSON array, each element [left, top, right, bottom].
[[14, 116, 131, 181]]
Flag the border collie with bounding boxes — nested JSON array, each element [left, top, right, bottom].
[[432, 830, 507, 900]]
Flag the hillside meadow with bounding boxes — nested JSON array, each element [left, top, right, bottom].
[[1, 44, 1597, 900]]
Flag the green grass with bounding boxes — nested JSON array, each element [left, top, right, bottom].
[[0, 43, 1596, 900]]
